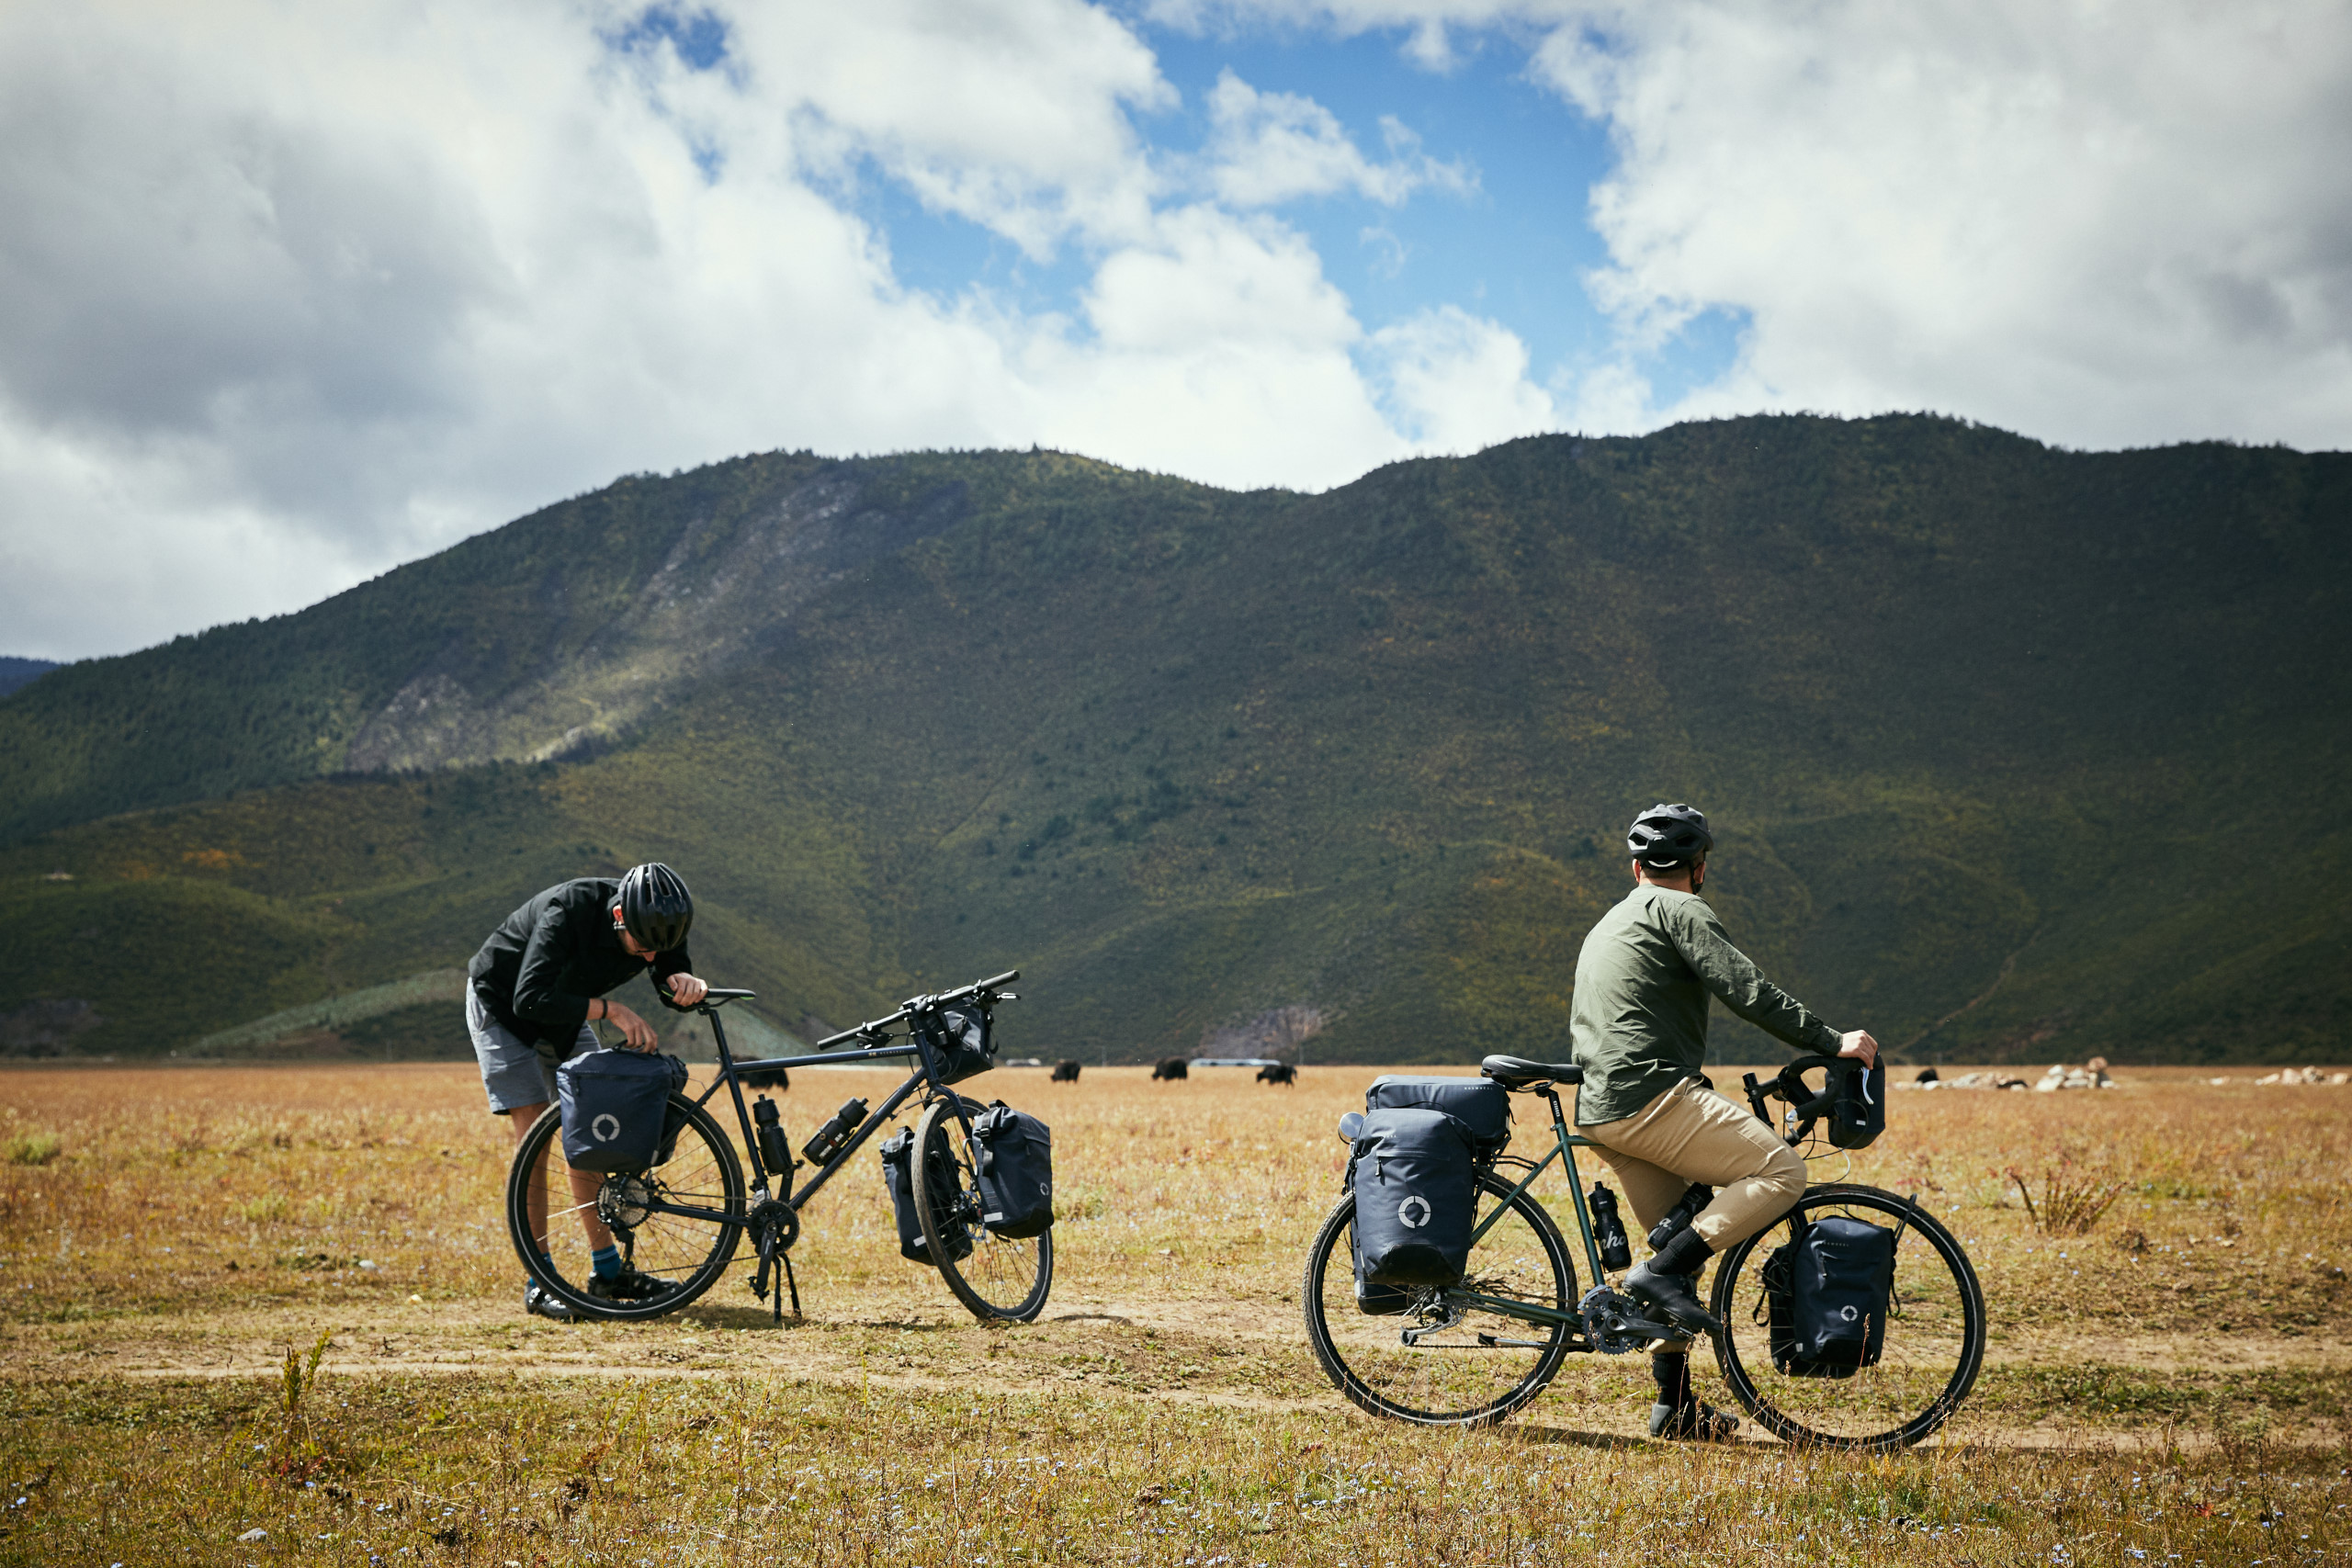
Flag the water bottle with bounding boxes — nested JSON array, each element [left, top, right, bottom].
[[800, 1097, 869, 1166], [1589, 1182, 1633, 1270], [1646, 1182, 1715, 1251], [752, 1096, 793, 1183]]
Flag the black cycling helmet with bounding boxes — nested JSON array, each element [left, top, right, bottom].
[[1626, 803, 1713, 871], [616, 862, 694, 951]]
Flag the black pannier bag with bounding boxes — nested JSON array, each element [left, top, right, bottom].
[[1351, 1226, 1414, 1314], [558, 1048, 689, 1173], [1763, 1215, 1896, 1378], [970, 1102, 1055, 1238], [922, 1003, 997, 1085], [1351, 1108, 1477, 1287], [1363, 1076, 1512, 1162], [878, 1128, 970, 1266]]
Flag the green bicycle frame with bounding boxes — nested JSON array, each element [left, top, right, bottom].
[[1447, 1087, 1609, 1331]]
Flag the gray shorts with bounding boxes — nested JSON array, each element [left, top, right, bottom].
[[468, 986, 600, 1114]]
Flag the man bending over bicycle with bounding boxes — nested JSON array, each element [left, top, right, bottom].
[[1573, 805, 1879, 1440], [467, 862, 709, 1320]]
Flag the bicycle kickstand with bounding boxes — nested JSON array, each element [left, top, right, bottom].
[[780, 1252, 800, 1322]]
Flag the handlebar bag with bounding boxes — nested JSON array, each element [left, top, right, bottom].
[[921, 1004, 997, 1086], [1351, 1108, 1477, 1287], [1768, 1215, 1894, 1378], [558, 1047, 689, 1174], [1827, 1061, 1887, 1150], [1364, 1076, 1512, 1162], [878, 1128, 972, 1266], [970, 1102, 1055, 1238]]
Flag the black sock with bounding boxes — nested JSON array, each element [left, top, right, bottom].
[[1649, 1224, 1713, 1279], [1652, 1350, 1692, 1408]]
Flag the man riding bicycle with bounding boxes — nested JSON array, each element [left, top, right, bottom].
[[467, 862, 710, 1320], [1572, 804, 1879, 1439]]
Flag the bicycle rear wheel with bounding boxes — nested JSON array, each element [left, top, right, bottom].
[[1709, 1183, 1984, 1451], [506, 1094, 745, 1322], [1303, 1172, 1577, 1427], [912, 1097, 1054, 1322]]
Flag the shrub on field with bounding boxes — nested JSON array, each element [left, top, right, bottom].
[[6, 1132, 61, 1165]]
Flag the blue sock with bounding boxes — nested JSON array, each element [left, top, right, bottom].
[[591, 1246, 622, 1280]]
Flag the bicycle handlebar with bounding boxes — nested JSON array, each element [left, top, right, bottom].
[[811, 968, 1021, 1052]]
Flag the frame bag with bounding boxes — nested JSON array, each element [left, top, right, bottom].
[[1763, 1215, 1895, 1378], [1350, 1108, 1476, 1287], [1363, 1076, 1512, 1162], [878, 1128, 970, 1265], [558, 1048, 690, 1174], [971, 1102, 1055, 1237], [922, 1004, 997, 1085]]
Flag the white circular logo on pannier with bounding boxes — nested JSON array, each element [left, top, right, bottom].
[[592, 1113, 621, 1143], [1397, 1195, 1431, 1229], [1839, 1304, 1860, 1322]]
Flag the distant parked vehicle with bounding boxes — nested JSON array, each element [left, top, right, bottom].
[[1256, 1063, 1297, 1086], [1051, 1060, 1082, 1082], [1151, 1057, 1189, 1081]]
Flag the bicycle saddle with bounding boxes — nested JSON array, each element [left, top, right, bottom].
[[1480, 1055, 1582, 1089]]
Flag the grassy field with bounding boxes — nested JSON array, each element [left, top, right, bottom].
[[1, 1061, 2347, 1565]]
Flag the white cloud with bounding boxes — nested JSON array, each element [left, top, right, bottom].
[[1161, 0, 2352, 450], [0, 0, 1549, 659], [1367, 306, 1555, 451], [1532, 0, 2352, 449], [1201, 70, 1473, 207]]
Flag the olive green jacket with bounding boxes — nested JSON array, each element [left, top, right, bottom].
[[1568, 884, 1842, 1126]]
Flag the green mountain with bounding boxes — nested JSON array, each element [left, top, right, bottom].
[[3, 416, 2346, 1066]]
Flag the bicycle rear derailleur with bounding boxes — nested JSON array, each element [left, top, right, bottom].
[[1577, 1285, 1679, 1355]]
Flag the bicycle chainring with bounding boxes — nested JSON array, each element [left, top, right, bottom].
[[1578, 1285, 1668, 1355]]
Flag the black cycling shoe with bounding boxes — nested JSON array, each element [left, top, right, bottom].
[[524, 1280, 582, 1323], [1623, 1258, 1724, 1337], [587, 1267, 676, 1304], [1649, 1400, 1740, 1441]]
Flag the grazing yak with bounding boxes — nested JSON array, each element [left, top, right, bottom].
[[738, 1064, 791, 1090], [1151, 1057, 1189, 1081], [1051, 1060, 1082, 1082], [1256, 1063, 1297, 1086]]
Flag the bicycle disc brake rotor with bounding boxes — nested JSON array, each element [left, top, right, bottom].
[[598, 1174, 658, 1233], [1577, 1286, 1659, 1355]]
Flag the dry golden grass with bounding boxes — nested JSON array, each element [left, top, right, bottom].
[[2, 1061, 2348, 1564]]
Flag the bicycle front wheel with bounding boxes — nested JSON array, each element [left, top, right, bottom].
[[912, 1097, 1054, 1322], [506, 1094, 746, 1322], [1709, 1182, 1985, 1451], [1303, 1171, 1578, 1427]]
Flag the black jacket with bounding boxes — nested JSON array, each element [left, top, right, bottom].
[[469, 878, 694, 1056]]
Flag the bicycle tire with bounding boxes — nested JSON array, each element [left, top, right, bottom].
[[1303, 1171, 1578, 1427], [506, 1093, 745, 1322], [912, 1097, 1054, 1323], [1708, 1182, 1985, 1451]]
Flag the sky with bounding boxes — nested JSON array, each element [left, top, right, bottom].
[[2, 0, 2347, 661]]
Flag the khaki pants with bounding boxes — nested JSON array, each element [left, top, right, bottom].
[[1582, 1077, 1807, 1253]]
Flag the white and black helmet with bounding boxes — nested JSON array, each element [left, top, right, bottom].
[[1626, 804, 1713, 871], [616, 862, 694, 951]]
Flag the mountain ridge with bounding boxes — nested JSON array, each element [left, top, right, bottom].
[[4, 417, 2346, 1066]]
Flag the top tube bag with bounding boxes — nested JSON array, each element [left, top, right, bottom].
[[558, 1047, 690, 1173]]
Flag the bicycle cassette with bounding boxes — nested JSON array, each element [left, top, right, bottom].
[[1577, 1285, 1679, 1355]]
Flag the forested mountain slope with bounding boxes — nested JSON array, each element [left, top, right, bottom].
[[3, 416, 2345, 1066]]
